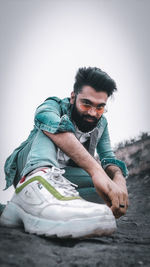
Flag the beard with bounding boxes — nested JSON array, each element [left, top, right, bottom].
[[71, 101, 99, 132]]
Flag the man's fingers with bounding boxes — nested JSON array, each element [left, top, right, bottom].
[[95, 188, 112, 207], [111, 205, 126, 218], [120, 191, 129, 214], [110, 192, 128, 218], [95, 180, 129, 219], [111, 197, 120, 216]]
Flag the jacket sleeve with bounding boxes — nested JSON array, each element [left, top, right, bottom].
[[96, 123, 128, 178], [34, 97, 75, 134]]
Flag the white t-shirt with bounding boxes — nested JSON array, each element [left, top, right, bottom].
[[57, 124, 95, 168]]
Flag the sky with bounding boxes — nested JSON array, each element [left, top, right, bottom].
[[0, 0, 150, 203]]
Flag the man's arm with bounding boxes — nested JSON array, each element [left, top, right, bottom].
[[43, 130, 128, 218]]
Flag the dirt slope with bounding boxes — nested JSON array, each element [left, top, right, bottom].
[[0, 137, 150, 267]]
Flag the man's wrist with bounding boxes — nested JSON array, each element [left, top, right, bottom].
[[105, 165, 125, 180], [113, 174, 126, 185]]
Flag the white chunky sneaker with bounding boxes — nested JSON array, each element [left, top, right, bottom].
[[0, 167, 116, 238]]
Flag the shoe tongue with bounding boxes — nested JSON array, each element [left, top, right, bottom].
[[51, 175, 79, 197], [46, 167, 79, 197]]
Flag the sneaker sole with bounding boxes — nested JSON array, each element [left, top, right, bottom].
[[0, 201, 116, 238]]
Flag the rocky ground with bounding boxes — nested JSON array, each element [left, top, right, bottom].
[[0, 168, 150, 267]]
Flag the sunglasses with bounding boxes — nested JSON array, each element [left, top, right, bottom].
[[79, 103, 107, 115]]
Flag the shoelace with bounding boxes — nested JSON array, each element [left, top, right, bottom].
[[46, 167, 79, 197]]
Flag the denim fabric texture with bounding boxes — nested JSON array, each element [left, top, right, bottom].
[[4, 97, 128, 189]]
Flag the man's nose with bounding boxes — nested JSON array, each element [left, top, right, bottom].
[[87, 107, 97, 116]]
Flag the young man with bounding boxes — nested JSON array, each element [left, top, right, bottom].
[[0, 67, 128, 238]]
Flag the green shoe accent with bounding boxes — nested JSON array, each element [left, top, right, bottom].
[[15, 176, 81, 201]]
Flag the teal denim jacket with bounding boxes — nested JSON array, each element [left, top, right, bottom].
[[4, 97, 128, 189]]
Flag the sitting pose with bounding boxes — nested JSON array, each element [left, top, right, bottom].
[[0, 67, 128, 238]]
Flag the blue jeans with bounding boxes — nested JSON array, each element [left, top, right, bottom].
[[15, 129, 103, 203]]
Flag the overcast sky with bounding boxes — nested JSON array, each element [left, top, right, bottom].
[[0, 0, 150, 203]]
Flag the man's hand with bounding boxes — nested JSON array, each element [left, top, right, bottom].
[[95, 180, 128, 218], [43, 131, 128, 218], [106, 165, 129, 218], [93, 175, 128, 218]]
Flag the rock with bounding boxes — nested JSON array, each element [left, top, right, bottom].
[[115, 135, 150, 175]]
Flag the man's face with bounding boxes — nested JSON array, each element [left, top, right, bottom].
[[70, 86, 108, 132]]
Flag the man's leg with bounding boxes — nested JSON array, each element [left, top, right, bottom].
[[14, 129, 59, 186], [1, 129, 116, 238], [15, 129, 103, 204]]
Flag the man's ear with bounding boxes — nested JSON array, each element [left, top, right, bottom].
[[70, 92, 75, 104]]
